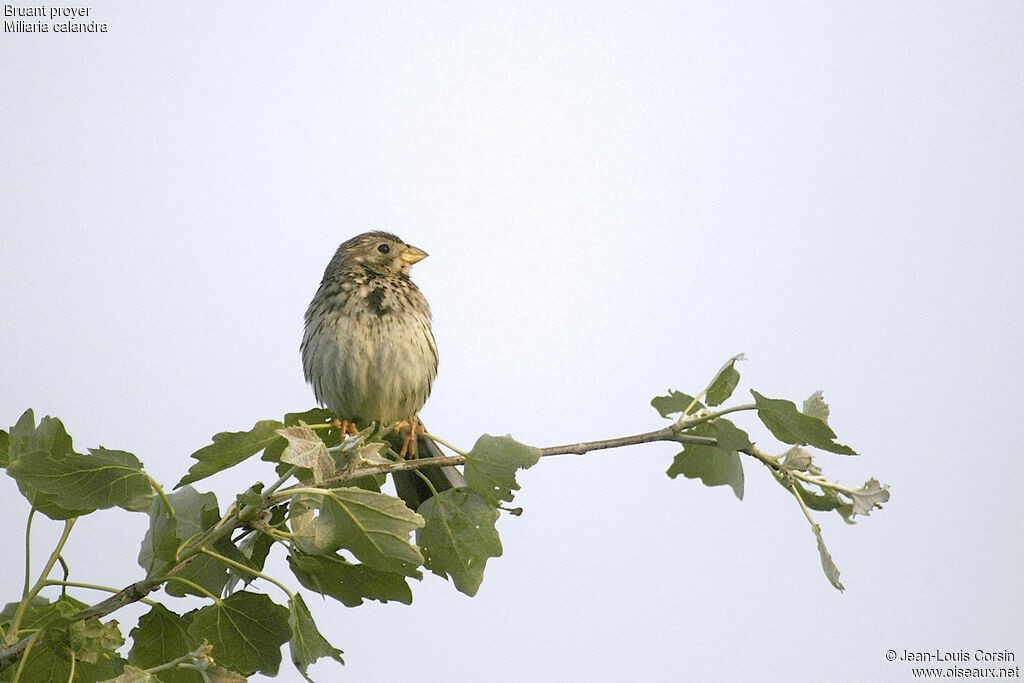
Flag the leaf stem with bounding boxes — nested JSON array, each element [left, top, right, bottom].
[[422, 433, 468, 457], [683, 391, 707, 417], [675, 403, 758, 431], [199, 548, 294, 600], [146, 475, 175, 519], [786, 476, 844, 591], [174, 530, 207, 562], [263, 466, 299, 498], [163, 577, 221, 602], [788, 477, 818, 528], [6, 518, 76, 646], [21, 508, 34, 599], [744, 443, 857, 498], [255, 524, 296, 542], [413, 468, 440, 497], [9, 632, 39, 683]]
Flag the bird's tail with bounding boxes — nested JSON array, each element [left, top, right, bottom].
[[385, 424, 466, 512]]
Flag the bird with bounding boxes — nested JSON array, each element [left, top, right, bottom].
[[301, 231, 465, 511]]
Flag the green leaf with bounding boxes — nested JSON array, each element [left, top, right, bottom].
[[137, 498, 180, 577], [705, 353, 745, 406], [137, 487, 241, 598], [223, 505, 288, 595], [69, 617, 124, 664], [1, 595, 87, 636], [751, 390, 856, 455], [810, 520, 845, 592], [288, 593, 344, 679], [245, 505, 282, 569], [289, 489, 424, 576], [0, 597, 125, 682], [7, 409, 72, 463], [284, 408, 336, 427], [462, 434, 540, 506], [7, 447, 153, 515], [710, 417, 753, 452], [127, 605, 201, 683], [278, 423, 334, 484], [176, 420, 284, 488], [167, 533, 250, 599], [10, 630, 125, 683], [0, 429, 9, 468], [802, 390, 830, 424], [0, 640, 67, 683], [77, 654, 127, 681], [138, 487, 219, 576], [5, 410, 93, 519], [0, 595, 45, 622], [651, 391, 704, 419], [187, 592, 290, 677], [244, 503, 283, 574], [677, 444, 743, 501], [6, 632, 71, 682], [417, 487, 502, 597], [848, 478, 890, 517], [288, 552, 414, 607], [667, 421, 745, 500]]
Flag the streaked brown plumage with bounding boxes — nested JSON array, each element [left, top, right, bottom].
[[301, 231, 464, 509]]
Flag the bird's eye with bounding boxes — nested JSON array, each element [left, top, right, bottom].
[[377, 244, 391, 254]]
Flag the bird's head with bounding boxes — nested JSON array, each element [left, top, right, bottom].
[[333, 231, 428, 278]]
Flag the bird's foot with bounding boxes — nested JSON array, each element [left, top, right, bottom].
[[394, 418, 425, 459], [332, 418, 360, 437]]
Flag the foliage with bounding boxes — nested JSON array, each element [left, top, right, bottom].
[[0, 356, 889, 680]]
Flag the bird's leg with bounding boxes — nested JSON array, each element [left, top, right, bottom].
[[394, 418, 425, 459], [331, 418, 360, 437]]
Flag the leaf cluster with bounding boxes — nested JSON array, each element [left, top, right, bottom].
[[652, 356, 889, 591], [0, 356, 888, 680], [1, 409, 539, 681]]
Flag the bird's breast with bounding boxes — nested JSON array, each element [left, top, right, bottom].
[[301, 283, 437, 425]]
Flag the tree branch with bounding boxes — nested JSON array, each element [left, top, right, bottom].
[[540, 427, 717, 456], [271, 423, 722, 499]]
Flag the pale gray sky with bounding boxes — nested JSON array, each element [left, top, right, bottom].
[[2, 2, 1023, 681]]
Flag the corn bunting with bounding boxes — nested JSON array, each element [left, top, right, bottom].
[[301, 231, 464, 509]]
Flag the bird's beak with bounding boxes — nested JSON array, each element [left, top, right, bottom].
[[399, 245, 428, 264]]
